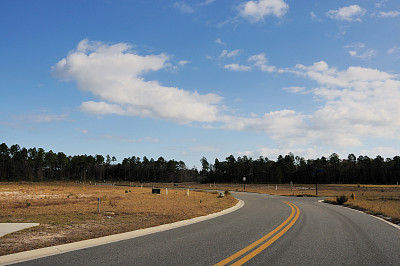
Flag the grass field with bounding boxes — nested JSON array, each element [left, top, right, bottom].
[[0, 182, 237, 256]]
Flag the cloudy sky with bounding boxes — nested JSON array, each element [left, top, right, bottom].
[[1, 0, 400, 168]]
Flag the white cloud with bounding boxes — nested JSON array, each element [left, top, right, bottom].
[[220, 49, 240, 57], [360, 146, 400, 158], [219, 110, 308, 146], [241, 147, 319, 161], [310, 11, 317, 20], [173, 2, 194, 14], [377, 11, 400, 17], [53, 39, 222, 124], [310, 11, 322, 22], [248, 53, 277, 72], [218, 61, 400, 151], [375, 0, 388, 8], [248, 53, 267, 65], [81, 129, 89, 134], [345, 43, 376, 60], [215, 38, 226, 46], [348, 50, 376, 59], [292, 61, 400, 146], [224, 64, 252, 71], [79, 101, 125, 115], [178, 60, 189, 66], [326, 5, 366, 22], [388, 45, 400, 57], [239, 0, 289, 23], [53, 41, 400, 156], [283, 86, 306, 93]]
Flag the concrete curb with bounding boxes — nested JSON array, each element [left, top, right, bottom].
[[0, 199, 244, 265]]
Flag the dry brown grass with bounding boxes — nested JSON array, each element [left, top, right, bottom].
[[0, 182, 237, 256]]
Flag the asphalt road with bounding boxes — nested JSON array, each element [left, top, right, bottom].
[[13, 193, 400, 265]]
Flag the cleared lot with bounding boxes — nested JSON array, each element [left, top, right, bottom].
[[0, 182, 236, 255]]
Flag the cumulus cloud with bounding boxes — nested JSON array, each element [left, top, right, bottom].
[[53, 39, 222, 124], [219, 110, 308, 146], [53, 41, 400, 156], [326, 5, 366, 22], [292, 61, 400, 146], [220, 61, 400, 150], [239, 0, 289, 22]]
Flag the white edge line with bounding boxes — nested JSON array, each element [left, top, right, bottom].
[[0, 199, 244, 265], [318, 199, 400, 230]]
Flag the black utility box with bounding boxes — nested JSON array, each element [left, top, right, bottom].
[[152, 188, 161, 194]]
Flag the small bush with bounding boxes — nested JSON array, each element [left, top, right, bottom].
[[336, 195, 348, 205], [224, 190, 231, 196]]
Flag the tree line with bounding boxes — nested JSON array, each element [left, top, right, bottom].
[[0, 143, 196, 183], [201, 153, 400, 185], [1, 143, 399, 184]]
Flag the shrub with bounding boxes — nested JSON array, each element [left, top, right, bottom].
[[336, 195, 348, 205], [224, 190, 231, 196]]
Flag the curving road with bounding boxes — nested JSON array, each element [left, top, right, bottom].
[[10, 193, 400, 265]]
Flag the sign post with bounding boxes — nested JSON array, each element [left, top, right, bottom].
[[98, 198, 101, 213], [243, 176, 246, 192]]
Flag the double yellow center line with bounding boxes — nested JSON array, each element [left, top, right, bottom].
[[215, 201, 300, 266]]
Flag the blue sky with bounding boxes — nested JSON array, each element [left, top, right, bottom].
[[1, 0, 400, 168]]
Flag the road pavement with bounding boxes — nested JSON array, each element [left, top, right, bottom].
[[6, 193, 400, 265]]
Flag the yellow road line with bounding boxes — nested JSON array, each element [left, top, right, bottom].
[[214, 201, 300, 266]]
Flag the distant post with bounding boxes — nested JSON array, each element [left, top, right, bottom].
[[98, 198, 101, 213], [243, 176, 246, 192]]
